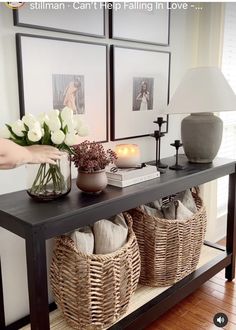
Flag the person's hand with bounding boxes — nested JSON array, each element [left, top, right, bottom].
[[24, 145, 64, 165]]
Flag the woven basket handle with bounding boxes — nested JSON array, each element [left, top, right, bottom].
[[191, 186, 200, 196], [123, 211, 133, 227]]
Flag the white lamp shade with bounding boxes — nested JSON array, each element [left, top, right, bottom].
[[165, 67, 236, 114]]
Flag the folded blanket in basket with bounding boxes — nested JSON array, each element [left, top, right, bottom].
[[71, 226, 94, 254], [148, 189, 197, 217], [140, 204, 164, 218], [71, 213, 128, 255], [163, 200, 193, 220], [175, 189, 197, 213], [94, 213, 128, 254]]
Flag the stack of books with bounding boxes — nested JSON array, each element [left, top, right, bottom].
[[106, 165, 160, 188]]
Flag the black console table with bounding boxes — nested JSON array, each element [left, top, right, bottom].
[[0, 156, 236, 330]]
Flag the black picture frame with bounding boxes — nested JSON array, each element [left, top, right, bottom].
[[16, 33, 109, 143], [111, 45, 170, 141], [13, 3, 106, 38], [109, 3, 170, 46]]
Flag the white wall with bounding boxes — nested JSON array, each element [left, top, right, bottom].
[[0, 4, 200, 325], [195, 2, 226, 243]]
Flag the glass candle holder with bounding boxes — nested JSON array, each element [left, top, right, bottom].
[[114, 144, 141, 168]]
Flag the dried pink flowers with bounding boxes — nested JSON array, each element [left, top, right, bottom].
[[72, 140, 117, 173]]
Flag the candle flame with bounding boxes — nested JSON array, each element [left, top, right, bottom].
[[115, 144, 140, 156]]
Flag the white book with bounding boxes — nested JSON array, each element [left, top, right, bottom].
[[107, 172, 160, 188], [106, 165, 158, 181]]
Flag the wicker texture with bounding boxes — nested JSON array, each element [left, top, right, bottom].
[[128, 192, 207, 287], [50, 213, 140, 330]]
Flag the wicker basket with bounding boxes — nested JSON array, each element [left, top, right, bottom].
[[50, 212, 140, 330], [128, 191, 207, 287]]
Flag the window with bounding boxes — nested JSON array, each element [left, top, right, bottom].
[[217, 3, 236, 217]]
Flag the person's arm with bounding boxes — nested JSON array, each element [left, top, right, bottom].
[[0, 139, 63, 169], [136, 92, 142, 101], [144, 91, 150, 101]]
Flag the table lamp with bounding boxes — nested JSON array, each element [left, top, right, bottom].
[[165, 67, 236, 163]]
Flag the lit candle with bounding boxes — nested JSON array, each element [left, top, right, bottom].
[[114, 144, 141, 168]]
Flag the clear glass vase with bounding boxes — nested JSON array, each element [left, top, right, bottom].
[[26, 152, 71, 201]]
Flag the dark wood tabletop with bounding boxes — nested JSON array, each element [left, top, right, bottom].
[[0, 156, 235, 239]]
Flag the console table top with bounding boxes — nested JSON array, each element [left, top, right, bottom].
[[0, 156, 235, 238]]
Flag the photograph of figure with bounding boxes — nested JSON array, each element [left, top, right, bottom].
[[52, 74, 85, 114], [132, 77, 154, 111]]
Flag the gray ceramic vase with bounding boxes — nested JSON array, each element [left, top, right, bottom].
[[76, 169, 108, 194], [181, 113, 223, 163]]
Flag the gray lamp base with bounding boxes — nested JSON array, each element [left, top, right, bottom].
[[181, 113, 223, 163]]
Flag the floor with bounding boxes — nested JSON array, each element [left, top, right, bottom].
[[147, 239, 235, 330]]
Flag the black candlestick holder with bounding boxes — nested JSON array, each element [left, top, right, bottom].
[[169, 140, 184, 170], [150, 130, 168, 169], [153, 116, 167, 132]]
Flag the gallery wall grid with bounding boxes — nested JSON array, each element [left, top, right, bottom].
[[14, 4, 171, 142]]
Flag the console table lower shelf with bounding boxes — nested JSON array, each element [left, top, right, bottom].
[[20, 244, 228, 330]]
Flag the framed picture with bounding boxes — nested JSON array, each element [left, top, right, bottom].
[[16, 34, 108, 143], [110, 2, 170, 45], [14, 2, 105, 38], [111, 46, 170, 141]]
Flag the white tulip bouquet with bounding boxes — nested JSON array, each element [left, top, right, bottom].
[[0, 107, 88, 199], [0, 107, 88, 148]]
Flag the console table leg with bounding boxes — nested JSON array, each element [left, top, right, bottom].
[[25, 234, 50, 330], [0, 259, 6, 329], [226, 172, 236, 281]]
